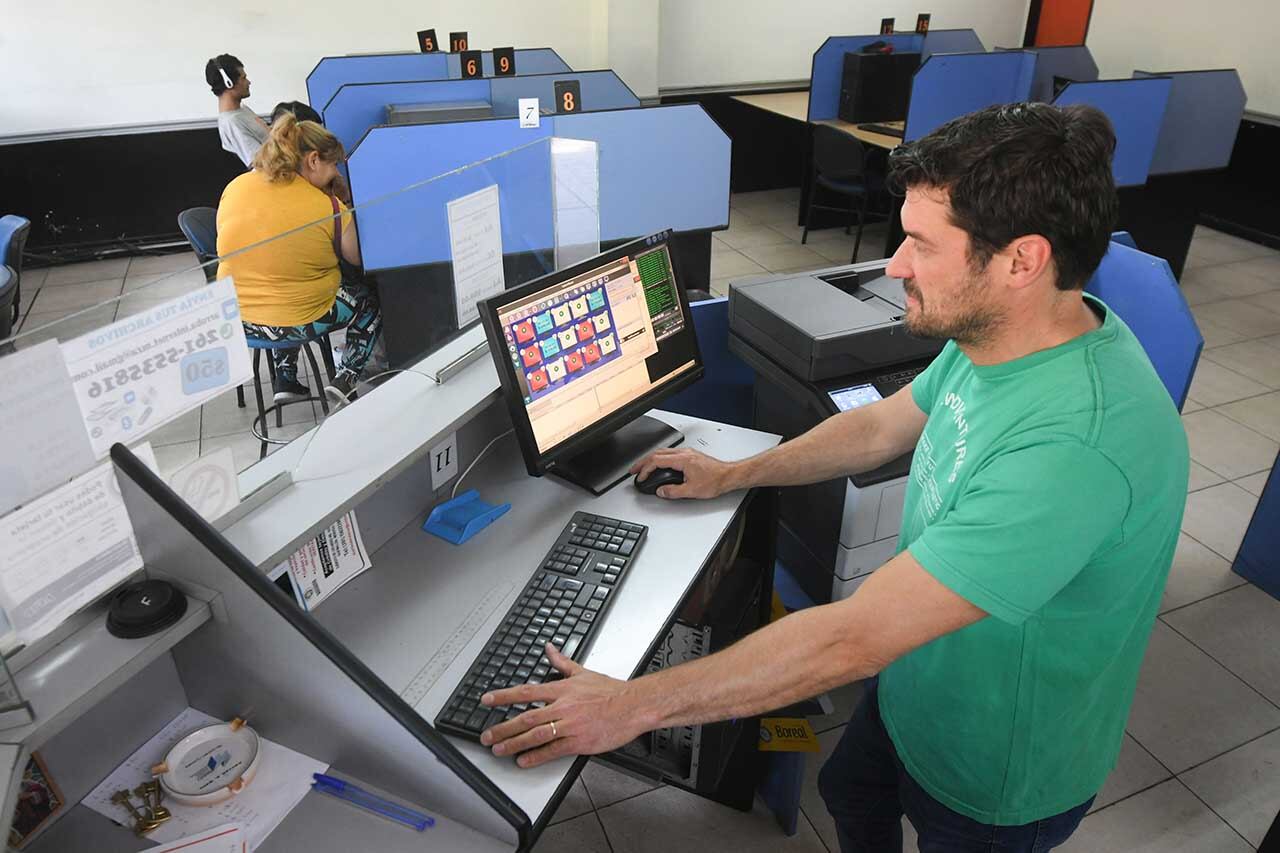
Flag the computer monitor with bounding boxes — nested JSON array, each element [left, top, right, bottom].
[[478, 230, 703, 494]]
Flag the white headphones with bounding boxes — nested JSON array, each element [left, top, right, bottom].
[[218, 65, 234, 90]]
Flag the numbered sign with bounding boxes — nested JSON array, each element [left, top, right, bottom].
[[880, 17, 895, 35], [449, 31, 469, 52], [416, 28, 439, 53], [915, 13, 931, 34], [518, 97, 540, 128], [494, 46, 516, 77], [554, 80, 582, 114], [460, 49, 483, 79]]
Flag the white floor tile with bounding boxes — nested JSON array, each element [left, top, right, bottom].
[[1188, 461, 1226, 492], [1234, 254, 1280, 281], [143, 408, 202, 447], [1183, 482, 1261, 562], [717, 224, 794, 251], [1182, 410, 1278, 480], [1181, 398, 1205, 414], [739, 243, 830, 273], [123, 267, 209, 295], [1160, 533, 1245, 614], [1178, 270, 1232, 306], [1186, 360, 1271, 408], [1164, 583, 1280, 707], [710, 250, 768, 280], [125, 252, 199, 278], [597, 785, 827, 852], [201, 384, 317, 440], [17, 305, 118, 344], [1181, 727, 1280, 847], [535, 811, 611, 851], [1234, 471, 1270, 497], [1059, 779, 1253, 853], [18, 267, 48, 289], [1218, 390, 1280, 443], [1194, 299, 1280, 340], [1127, 622, 1280, 772], [1198, 318, 1250, 350], [549, 777, 594, 825], [1204, 340, 1280, 388], [1183, 261, 1278, 300], [581, 758, 661, 809], [1092, 734, 1172, 812], [25, 278, 123, 313], [151, 441, 200, 477], [42, 257, 131, 286]]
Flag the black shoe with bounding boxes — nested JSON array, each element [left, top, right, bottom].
[[323, 374, 357, 409], [272, 376, 310, 404]]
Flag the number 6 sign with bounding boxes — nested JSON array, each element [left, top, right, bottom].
[[460, 49, 482, 79]]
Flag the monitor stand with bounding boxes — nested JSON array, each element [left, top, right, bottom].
[[549, 415, 683, 495]]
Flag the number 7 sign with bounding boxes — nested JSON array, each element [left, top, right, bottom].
[[519, 98, 540, 128]]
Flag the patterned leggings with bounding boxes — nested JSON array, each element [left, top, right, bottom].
[[242, 281, 382, 385]]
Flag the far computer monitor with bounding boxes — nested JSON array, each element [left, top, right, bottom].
[[478, 230, 703, 494], [838, 51, 921, 124]]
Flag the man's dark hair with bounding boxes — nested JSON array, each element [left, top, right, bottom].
[[205, 54, 244, 96], [888, 103, 1119, 291], [271, 101, 323, 125]]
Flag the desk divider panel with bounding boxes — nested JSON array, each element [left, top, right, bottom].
[[308, 48, 571, 111], [807, 34, 923, 122], [325, 71, 641, 153], [347, 104, 729, 272], [1133, 70, 1246, 174], [113, 445, 526, 851], [904, 51, 1036, 141], [999, 45, 1099, 102], [1053, 77, 1172, 187], [920, 28, 985, 59]]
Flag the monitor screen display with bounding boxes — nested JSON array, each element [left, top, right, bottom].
[[493, 239, 698, 454], [828, 383, 883, 412]]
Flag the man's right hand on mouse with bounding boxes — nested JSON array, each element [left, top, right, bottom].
[[630, 447, 736, 500]]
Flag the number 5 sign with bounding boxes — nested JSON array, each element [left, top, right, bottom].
[[554, 80, 582, 114], [416, 28, 439, 53]]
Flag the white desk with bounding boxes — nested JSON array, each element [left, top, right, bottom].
[[310, 409, 780, 826]]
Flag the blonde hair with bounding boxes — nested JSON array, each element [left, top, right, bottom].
[[253, 113, 345, 182]]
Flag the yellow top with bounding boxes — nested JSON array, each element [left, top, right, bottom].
[[216, 170, 348, 327]]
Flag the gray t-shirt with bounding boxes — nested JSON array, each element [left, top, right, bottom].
[[218, 106, 269, 168]]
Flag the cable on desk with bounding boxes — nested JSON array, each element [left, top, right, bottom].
[[451, 429, 516, 499]]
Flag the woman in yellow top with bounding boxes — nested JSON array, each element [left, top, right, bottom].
[[216, 114, 379, 405]]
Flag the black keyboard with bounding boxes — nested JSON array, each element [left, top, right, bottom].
[[879, 366, 924, 390], [434, 511, 647, 740], [859, 123, 905, 138]]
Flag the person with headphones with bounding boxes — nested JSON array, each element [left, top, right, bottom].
[[206, 53, 268, 168]]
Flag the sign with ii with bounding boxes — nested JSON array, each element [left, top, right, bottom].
[[460, 50, 483, 79], [416, 28, 439, 53], [553, 80, 582, 114]]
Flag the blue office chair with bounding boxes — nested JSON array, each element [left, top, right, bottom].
[[1084, 238, 1204, 410], [801, 125, 882, 263], [0, 215, 31, 329], [177, 207, 220, 283]]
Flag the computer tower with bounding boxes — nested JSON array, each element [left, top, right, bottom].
[[837, 51, 921, 124]]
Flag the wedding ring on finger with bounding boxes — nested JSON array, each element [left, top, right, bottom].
[[548, 720, 559, 739]]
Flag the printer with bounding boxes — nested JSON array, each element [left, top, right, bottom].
[[728, 260, 943, 604]]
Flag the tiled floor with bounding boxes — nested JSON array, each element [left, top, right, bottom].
[[12, 193, 1280, 851]]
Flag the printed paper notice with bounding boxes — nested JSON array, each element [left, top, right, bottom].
[[519, 97, 540, 128], [276, 512, 371, 611], [0, 443, 157, 646], [61, 277, 253, 458], [84, 707, 327, 850], [0, 339, 97, 515], [447, 184, 505, 328]]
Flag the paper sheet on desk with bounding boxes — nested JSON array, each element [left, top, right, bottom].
[[84, 708, 328, 850], [152, 823, 246, 852]]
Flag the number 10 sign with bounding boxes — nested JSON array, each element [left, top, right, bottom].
[[60, 277, 253, 458]]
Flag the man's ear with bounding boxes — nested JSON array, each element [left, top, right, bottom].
[[1004, 235, 1054, 291]]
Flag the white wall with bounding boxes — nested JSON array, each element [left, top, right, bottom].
[[1087, 0, 1279, 119], [0, 0, 606, 136], [657, 0, 1032, 90], [607, 0, 662, 99]]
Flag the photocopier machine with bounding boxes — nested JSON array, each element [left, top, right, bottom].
[[727, 260, 943, 605]]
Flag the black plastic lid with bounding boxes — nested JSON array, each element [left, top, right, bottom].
[[106, 579, 188, 639]]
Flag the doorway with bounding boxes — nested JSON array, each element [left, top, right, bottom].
[[1023, 0, 1095, 46]]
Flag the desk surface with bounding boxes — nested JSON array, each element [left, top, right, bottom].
[[309, 409, 780, 828], [732, 92, 903, 150]]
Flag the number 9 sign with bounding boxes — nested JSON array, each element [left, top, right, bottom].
[[494, 46, 516, 77]]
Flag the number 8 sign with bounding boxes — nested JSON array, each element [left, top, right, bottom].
[[554, 80, 582, 114]]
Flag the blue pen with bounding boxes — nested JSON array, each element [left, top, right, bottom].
[[311, 773, 435, 831]]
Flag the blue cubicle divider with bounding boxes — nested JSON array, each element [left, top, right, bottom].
[[1000, 45, 1099, 102], [807, 34, 921, 122], [324, 71, 640, 153], [659, 297, 755, 429], [1233, 452, 1280, 600], [904, 51, 1035, 141], [347, 104, 730, 271], [1053, 78, 1172, 187], [306, 48, 570, 111], [1133, 70, 1246, 175], [920, 28, 985, 59]]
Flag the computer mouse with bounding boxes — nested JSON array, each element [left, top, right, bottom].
[[633, 467, 685, 495]]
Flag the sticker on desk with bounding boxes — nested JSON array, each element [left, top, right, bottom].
[[758, 717, 820, 753], [60, 277, 252, 459], [277, 511, 371, 611], [519, 98, 540, 128]]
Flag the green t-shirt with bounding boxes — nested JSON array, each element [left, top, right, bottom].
[[879, 296, 1188, 825]]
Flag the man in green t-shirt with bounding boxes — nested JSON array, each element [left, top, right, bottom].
[[479, 103, 1189, 851]]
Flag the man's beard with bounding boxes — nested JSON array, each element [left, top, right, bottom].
[[902, 273, 1005, 346]]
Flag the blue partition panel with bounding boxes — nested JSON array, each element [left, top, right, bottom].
[[346, 104, 730, 271], [807, 34, 923, 121], [1004, 45, 1099, 102], [904, 52, 1035, 141], [1133, 70, 1246, 175], [324, 79, 492, 152], [489, 71, 639, 115], [920, 28, 984, 59], [1233, 452, 1280, 599], [1053, 78, 1172, 187], [307, 48, 570, 111]]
